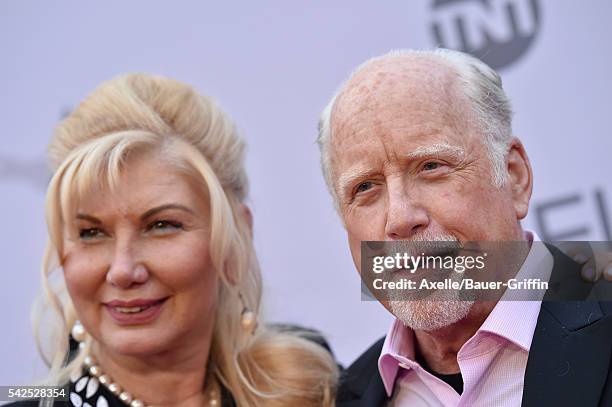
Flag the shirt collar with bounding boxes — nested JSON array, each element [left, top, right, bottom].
[[477, 230, 553, 351], [378, 318, 416, 396], [377, 230, 554, 397]]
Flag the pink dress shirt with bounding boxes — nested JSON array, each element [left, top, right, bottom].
[[378, 232, 554, 407]]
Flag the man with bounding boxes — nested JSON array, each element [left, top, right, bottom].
[[317, 49, 612, 406]]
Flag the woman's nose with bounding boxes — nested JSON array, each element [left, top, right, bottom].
[[105, 244, 150, 288]]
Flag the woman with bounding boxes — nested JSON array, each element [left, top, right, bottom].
[[10, 74, 338, 406]]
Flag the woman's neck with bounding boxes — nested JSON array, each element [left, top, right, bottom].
[[91, 339, 214, 407]]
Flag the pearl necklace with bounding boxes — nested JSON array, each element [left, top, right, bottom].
[[82, 354, 220, 407]]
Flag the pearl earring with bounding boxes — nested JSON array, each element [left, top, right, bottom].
[[239, 293, 256, 332], [241, 308, 256, 331], [71, 320, 87, 343]]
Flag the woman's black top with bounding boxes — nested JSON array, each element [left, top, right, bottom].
[[4, 367, 235, 406]]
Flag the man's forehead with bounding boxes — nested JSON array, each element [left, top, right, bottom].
[[335, 57, 468, 137], [331, 57, 466, 142], [335, 56, 456, 113], [327, 56, 479, 189]]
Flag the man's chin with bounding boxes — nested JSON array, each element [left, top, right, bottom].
[[388, 298, 474, 331]]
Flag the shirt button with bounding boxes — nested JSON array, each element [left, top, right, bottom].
[[398, 362, 411, 370]]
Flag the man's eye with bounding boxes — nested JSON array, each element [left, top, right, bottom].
[[79, 228, 105, 240], [422, 162, 442, 171], [355, 181, 374, 194], [147, 220, 183, 233]]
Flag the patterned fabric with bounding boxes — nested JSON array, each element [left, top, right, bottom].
[[66, 368, 235, 407], [68, 369, 118, 407]]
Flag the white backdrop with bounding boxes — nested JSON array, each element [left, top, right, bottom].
[[1, 0, 611, 385]]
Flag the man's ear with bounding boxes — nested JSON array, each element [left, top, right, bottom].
[[506, 137, 533, 220], [240, 203, 254, 235]]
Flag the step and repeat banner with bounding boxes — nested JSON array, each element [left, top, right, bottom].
[[1, 0, 611, 385]]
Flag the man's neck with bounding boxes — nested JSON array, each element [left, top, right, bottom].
[[413, 234, 532, 375], [413, 300, 497, 374]]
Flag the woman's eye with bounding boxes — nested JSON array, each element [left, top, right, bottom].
[[147, 220, 183, 233], [79, 228, 105, 240]]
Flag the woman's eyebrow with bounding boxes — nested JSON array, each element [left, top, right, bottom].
[[140, 204, 195, 220], [75, 213, 101, 224], [75, 204, 195, 223]]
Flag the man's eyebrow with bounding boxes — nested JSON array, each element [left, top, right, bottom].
[[75, 204, 195, 223], [404, 144, 466, 161], [335, 144, 465, 196], [337, 168, 378, 196]]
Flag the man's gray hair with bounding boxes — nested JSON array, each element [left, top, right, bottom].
[[316, 48, 514, 207]]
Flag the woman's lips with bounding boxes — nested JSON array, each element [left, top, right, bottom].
[[103, 297, 168, 325]]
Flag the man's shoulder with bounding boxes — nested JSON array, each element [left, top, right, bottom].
[[543, 243, 612, 302], [337, 336, 387, 406], [344, 336, 386, 375]]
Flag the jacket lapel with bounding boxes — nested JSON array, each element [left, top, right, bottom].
[[522, 247, 612, 406]]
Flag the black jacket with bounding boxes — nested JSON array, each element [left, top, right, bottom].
[[337, 246, 612, 407]]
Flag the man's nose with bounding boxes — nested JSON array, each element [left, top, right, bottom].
[[384, 184, 429, 239], [106, 240, 150, 288]]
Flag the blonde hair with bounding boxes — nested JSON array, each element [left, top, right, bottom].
[[34, 73, 338, 406]]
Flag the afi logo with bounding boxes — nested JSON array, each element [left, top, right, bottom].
[[430, 0, 541, 70]]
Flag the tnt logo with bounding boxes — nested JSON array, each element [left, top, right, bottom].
[[430, 0, 541, 69]]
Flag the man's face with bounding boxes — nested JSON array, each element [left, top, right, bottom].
[[329, 58, 528, 329]]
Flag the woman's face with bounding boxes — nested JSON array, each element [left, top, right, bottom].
[[62, 152, 218, 357]]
